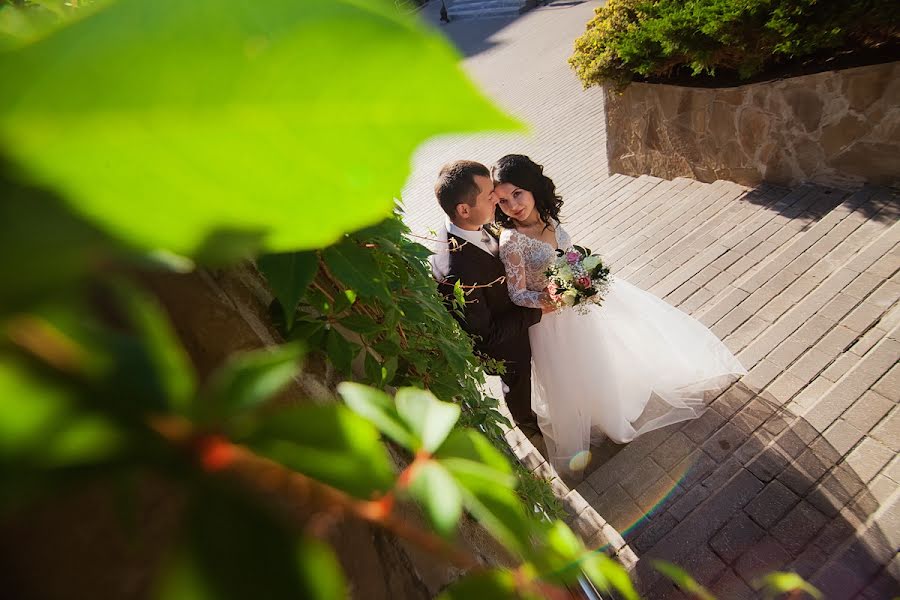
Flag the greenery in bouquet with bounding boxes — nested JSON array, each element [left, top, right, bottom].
[[544, 245, 611, 313]]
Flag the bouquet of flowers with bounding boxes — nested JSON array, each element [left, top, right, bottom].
[[544, 245, 611, 314]]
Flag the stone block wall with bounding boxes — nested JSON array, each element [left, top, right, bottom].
[[606, 61, 900, 188]]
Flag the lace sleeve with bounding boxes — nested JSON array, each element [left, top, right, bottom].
[[500, 231, 549, 309], [556, 222, 572, 250]]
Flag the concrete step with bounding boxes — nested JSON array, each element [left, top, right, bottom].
[[608, 180, 727, 275], [447, 0, 527, 19], [568, 175, 664, 249]]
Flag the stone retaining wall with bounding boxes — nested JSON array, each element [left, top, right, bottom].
[[606, 61, 900, 188]]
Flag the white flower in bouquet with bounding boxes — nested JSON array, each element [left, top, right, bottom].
[[582, 255, 602, 272], [561, 289, 578, 306]]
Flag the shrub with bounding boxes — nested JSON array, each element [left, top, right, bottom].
[[569, 0, 899, 89]]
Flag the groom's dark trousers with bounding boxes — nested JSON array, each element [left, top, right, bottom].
[[438, 231, 542, 424]]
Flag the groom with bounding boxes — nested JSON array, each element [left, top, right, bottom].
[[430, 160, 543, 426]]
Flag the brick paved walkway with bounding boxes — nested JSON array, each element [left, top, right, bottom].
[[401, 2, 900, 597]]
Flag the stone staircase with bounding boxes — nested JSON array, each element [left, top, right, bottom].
[[564, 174, 899, 598], [446, 0, 531, 20]]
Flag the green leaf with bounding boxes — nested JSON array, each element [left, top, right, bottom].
[[538, 520, 585, 581], [754, 572, 822, 599], [257, 251, 319, 330], [243, 404, 394, 499], [0, 167, 121, 314], [453, 470, 532, 556], [435, 429, 513, 475], [394, 387, 460, 453], [324, 328, 357, 375], [408, 461, 462, 539], [583, 554, 639, 600], [322, 242, 391, 303], [653, 560, 714, 600], [0, 0, 520, 261], [288, 318, 327, 347], [156, 485, 345, 600], [339, 313, 384, 336], [337, 382, 415, 450], [201, 343, 303, 422], [363, 351, 386, 387], [110, 281, 196, 415], [437, 570, 519, 600], [0, 354, 126, 468]]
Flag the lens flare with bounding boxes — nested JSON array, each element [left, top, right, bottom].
[[569, 450, 592, 471]]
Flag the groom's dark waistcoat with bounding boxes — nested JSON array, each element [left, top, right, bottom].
[[437, 231, 542, 367]]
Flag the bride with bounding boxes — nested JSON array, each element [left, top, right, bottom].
[[492, 154, 747, 475]]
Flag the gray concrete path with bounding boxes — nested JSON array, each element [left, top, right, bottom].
[[401, 3, 900, 598]]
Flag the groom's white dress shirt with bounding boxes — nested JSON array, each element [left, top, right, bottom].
[[429, 216, 498, 281]]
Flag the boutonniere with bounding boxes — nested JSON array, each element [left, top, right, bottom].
[[486, 222, 502, 238]]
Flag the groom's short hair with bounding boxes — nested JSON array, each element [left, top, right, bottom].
[[435, 160, 490, 219]]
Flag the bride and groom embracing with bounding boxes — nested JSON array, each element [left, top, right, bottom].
[[430, 155, 747, 476]]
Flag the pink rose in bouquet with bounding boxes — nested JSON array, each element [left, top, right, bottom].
[[544, 245, 611, 314]]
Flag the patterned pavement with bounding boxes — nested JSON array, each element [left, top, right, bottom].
[[400, 2, 900, 597]]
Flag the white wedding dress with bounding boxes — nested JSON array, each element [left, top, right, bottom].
[[499, 222, 747, 474]]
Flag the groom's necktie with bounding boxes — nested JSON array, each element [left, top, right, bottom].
[[481, 228, 499, 256]]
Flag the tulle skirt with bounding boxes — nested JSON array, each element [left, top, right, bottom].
[[530, 277, 747, 475]]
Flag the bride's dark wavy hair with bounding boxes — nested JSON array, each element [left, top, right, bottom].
[[491, 154, 563, 230]]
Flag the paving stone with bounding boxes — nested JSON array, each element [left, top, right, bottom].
[[745, 480, 800, 528], [789, 347, 834, 383], [703, 423, 752, 462], [823, 418, 866, 456], [743, 358, 783, 391], [820, 292, 862, 322], [884, 454, 900, 483], [731, 398, 777, 434], [710, 512, 766, 563], [667, 280, 700, 306], [634, 475, 680, 516], [680, 286, 714, 313], [594, 483, 641, 534], [806, 466, 866, 518], [620, 457, 668, 499], [732, 430, 773, 465], [788, 544, 831, 579], [843, 437, 894, 484], [771, 501, 830, 556], [734, 535, 793, 585], [809, 560, 869, 600], [642, 468, 764, 590], [843, 390, 894, 432], [709, 569, 756, 600], [842, 301, 885, 334], [806, 368, 882, 432], [789, 377, 835, 413], [872, 363, 900, 399], [673, 449, 719, 489], [668, 484, 711, 522], [681, 409, 726, 444], [844, 272, 884, 300], [701, 457, 744, 492], [632, 512, 679, 553], [857, 569, 900, 600], [652, 432, 697, 471], [871, 405, 900, 452], [811, 323, 857, 354], [746, 445, 791, 482], [711, 385, 754, 418]]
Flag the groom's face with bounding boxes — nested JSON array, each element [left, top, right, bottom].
[[466, 175, 497, 226]]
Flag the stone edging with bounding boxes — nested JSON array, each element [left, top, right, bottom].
[[502, 421, 639, 570]]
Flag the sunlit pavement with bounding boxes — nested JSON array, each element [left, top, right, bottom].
[[400, 2, 900, 597]]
